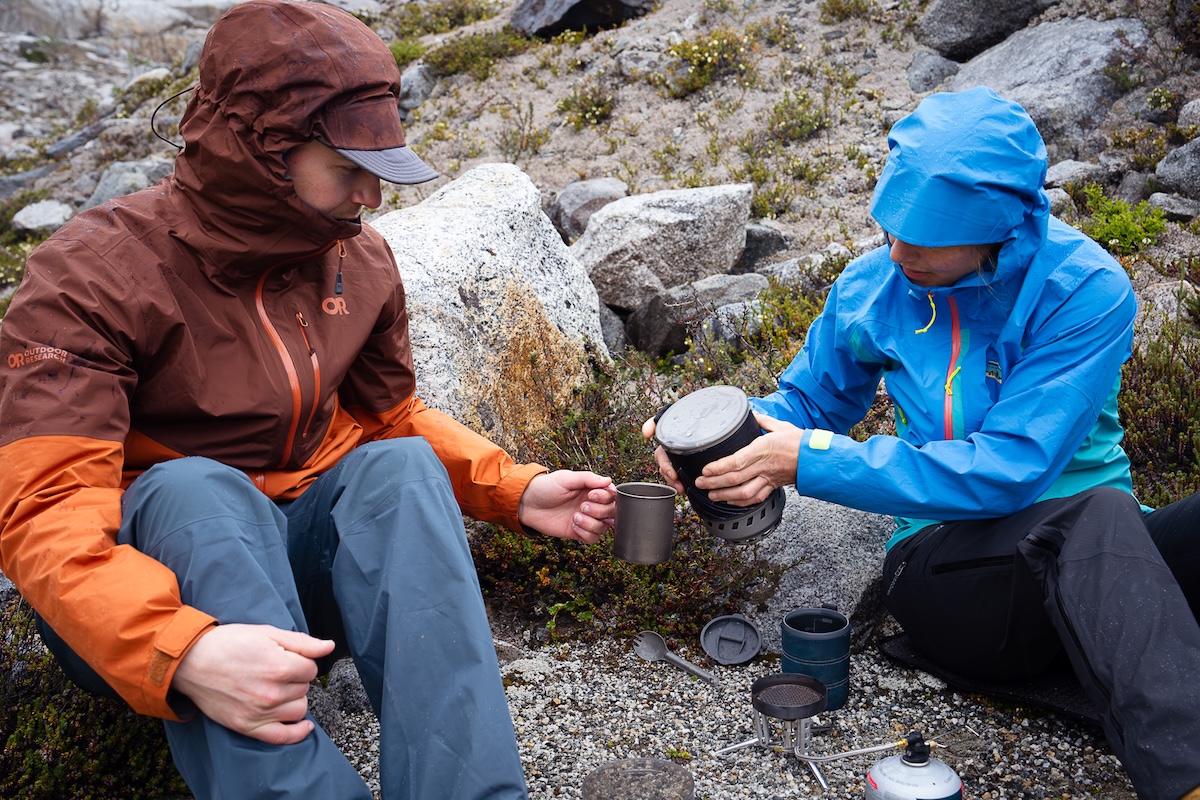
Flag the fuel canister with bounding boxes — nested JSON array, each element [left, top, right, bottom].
[[864, 732, 963, 800]]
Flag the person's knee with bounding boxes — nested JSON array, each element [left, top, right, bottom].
[[349, 437, 446, 482], [1076, 486, 1141, 517], [121, 457, 278, 551], [133, 456, 253, 497]]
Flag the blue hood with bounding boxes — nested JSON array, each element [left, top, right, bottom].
[[871, 87, 1052, 288]]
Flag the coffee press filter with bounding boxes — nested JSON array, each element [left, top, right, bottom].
[[655, 386, 785, 544]]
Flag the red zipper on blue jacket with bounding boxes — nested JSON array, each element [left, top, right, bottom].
[[943, 295, 961, 440]]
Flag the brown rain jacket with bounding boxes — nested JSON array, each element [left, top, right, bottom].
[[0, 0, 544, 720]]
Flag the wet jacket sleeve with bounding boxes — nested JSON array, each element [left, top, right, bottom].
[[0, 240, 216, 719], [751, 254, 1136, 520], [339, 252, 545, 532]]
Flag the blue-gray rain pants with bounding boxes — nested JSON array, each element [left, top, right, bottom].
[[40, 438, 529, 800], [883, 487, 1200, 800]]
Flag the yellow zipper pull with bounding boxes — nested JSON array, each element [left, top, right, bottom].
[[915, 291, 936, 334]]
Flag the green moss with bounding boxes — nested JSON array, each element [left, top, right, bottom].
[[0, 598, 189, 799]]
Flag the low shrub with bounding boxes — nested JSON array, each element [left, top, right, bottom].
[[387, 0, 502, 38], [557, 83, 616, 131], [471, 265, 861, 640], [818, 0, 877, 24], [1073, 182, 1167, 256], [1120, 303, 1200, 508], [389, 38, 427, 70], [423, 27, 533, 80], [0, 598, 188, 800], [656, 26, 759, 98]]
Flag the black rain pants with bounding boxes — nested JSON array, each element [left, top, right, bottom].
[[883, 487, 1200, 800]]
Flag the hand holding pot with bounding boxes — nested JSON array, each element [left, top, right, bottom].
[[692, 413, 803, 507], [640, 416, 684, 495]]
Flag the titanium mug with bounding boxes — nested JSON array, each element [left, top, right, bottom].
[[612, 482, 677, 564]]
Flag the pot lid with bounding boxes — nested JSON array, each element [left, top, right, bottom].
[[700, 613, 761, 665], [655, 385, 750, 455]]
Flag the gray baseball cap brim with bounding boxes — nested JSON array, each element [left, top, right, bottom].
[[335, 146, 439, 185]]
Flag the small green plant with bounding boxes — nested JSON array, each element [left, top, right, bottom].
[[74, 96, 101, 127], [650, 141, 683, 182], [423, 27, 533, 80], [1146, 85, 1178, 113], [656, 26, 759, 98], [493, 99, 551, 164], [1072, 182, 1166, 257], [1112, 122, 1197, 171], [18, 40, 49, 63], [389, 38, 427, 69], [549, 29, 587, 47], [818, 0, 876, 24], [556, 83, 616, 130], [764, 89, 829, 143], [746, 14, 800, 49], [749, 181, 796, 219], [1104, 57, 1141, 94], [387, 0, 502, 38]]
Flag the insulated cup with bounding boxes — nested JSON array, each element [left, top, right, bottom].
[[780, 606, 851, 711]]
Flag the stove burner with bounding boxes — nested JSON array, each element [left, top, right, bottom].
[[716, 673, 831, 791], [751, 672, 827, 720], [757, 682, 823, 710]]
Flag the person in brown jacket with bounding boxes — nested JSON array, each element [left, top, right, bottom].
[[0, 1, 615, 797]]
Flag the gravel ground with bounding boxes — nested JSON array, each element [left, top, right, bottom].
[[331, 623, 1138, 799]]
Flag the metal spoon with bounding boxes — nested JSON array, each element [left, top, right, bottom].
[[633, 630, 718, 686]]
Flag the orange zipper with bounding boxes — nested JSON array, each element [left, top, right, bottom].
[[254, 241, 335, 467]]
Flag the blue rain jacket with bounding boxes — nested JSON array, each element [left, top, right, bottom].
[[751, 88, 1139, 550]]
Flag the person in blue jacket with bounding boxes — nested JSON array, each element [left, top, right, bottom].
[[646, 87, 1200, 799]]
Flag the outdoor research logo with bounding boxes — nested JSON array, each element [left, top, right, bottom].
[[322, 296, 349, 315], [7, 346, 72, 368]]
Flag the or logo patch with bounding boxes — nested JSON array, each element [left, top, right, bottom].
[[986, 360, 1003, 383], [322, 296, 349, 315]]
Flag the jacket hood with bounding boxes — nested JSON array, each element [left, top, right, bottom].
[[171, 0, 405, 274], [870, 87, 1050, 290]]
